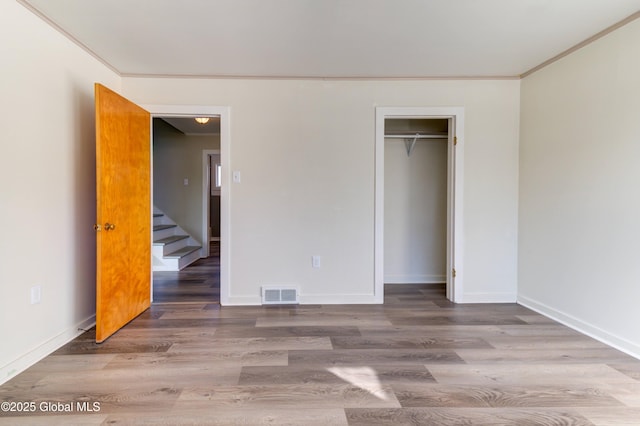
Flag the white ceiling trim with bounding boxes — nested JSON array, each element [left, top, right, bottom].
[[17, 0, 120, 75], [522, 10, 640, 78], [124, 73, 522, 81]]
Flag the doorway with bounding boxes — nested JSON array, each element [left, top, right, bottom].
[[150, 118, 219, 303], [374, 107, 464, 303], [143, 104, 231, 305]]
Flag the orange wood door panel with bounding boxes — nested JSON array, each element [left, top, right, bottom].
[[95, 83, 150, 343]]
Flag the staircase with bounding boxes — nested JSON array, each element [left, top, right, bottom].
[[153, 207, 202, 271]]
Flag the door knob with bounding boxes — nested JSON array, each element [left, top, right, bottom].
[[93, 224, 102, 231], [105, 223, 116, 231]]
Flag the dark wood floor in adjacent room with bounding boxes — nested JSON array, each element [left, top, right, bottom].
[[1, 246, 639, 425], [152, 241, 221, 304]]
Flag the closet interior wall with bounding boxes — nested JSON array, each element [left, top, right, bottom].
[[384, 118, 449, 285]]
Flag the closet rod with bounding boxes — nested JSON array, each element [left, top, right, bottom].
[[384, 133, 448, 139], [384, 133, 448, 157]]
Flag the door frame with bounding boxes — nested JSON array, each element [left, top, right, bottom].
[[203, 149, 221, 254], [143, 104, 231, 306], [374, 107, 464, 303]]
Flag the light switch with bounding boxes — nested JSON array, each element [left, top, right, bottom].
[[233, 171, 241, 183], [183, 178, 189, 186], [31, 285, 41, 304]]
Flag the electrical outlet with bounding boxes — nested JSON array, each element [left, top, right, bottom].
[[30, 285, 41, 304], [312, 256, 321, 268]]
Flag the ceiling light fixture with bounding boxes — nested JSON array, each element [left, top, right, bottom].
[[194, 117, 210, 124]]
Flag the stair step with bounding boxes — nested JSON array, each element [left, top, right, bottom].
[[154, 235, 189, 246], [165, 245, 201, 259], [152, 206, 201, 271]]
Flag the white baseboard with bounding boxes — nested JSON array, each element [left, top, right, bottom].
[[384, 274, 445, 284], [0, 315, 96, 386], [226, 291, 518, 306], [518, 295, 640, 360], [224, 293, 381, 306], [223, 295, 262, 306], [460, 292, 517, 303], [299, 294, 380, 304]]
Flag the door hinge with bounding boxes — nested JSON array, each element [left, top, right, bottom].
[[454, 136, 458, 146], [452, 268, 457, 278]]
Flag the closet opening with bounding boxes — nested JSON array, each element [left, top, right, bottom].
[[374, 107, 464, 303], [384, 118, 448, 289]]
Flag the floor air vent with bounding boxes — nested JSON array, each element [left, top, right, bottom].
[[262, 287, 299, 305]]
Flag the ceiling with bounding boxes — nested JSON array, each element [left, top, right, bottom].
[[20, 0, 640, 78], [160, 117, 221, 135]]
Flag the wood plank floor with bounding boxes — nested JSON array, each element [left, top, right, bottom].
[[151, 242, 220, 304], [2, 247, 639, 425]]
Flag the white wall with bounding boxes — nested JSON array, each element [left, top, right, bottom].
[[519, 19, 640, 357], [153, 119, 220, 244], [384, 137, 448, 284], [123, 78, 520, 304], [0, 1, 121, 383]]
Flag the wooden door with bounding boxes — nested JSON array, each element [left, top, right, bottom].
[[95, 83, 151, 343]]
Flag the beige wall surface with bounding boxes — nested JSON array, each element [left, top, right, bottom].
[[123, 77, 521, 304], [153, 119, 220, 245], [0, 1, 121, 382], [519, 19, 640, 357]]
